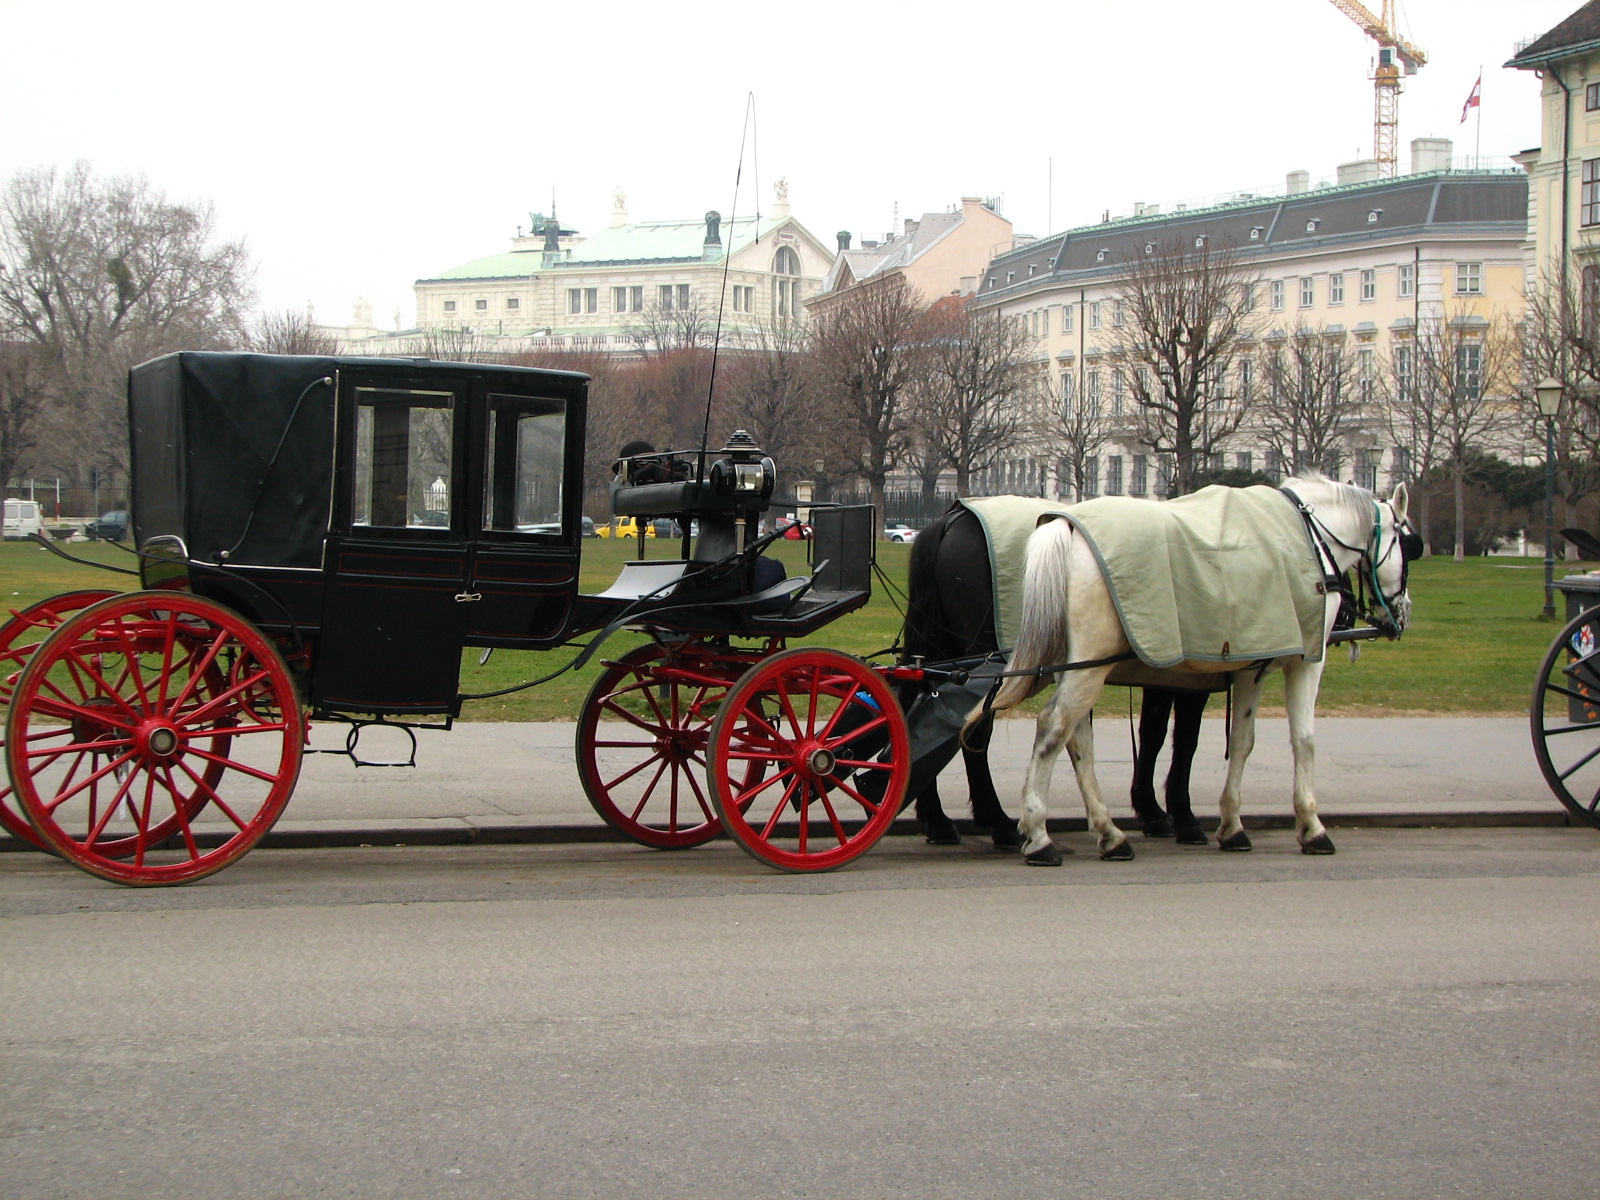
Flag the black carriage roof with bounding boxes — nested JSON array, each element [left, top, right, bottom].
[[128, 351, 588, 570]]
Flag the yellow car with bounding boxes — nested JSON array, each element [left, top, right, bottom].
[[597, 516, 656, 538]]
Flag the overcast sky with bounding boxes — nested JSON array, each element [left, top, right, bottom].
[[1, 0, 1576, 331]]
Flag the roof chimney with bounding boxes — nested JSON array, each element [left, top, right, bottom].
[[1286, 170, 1310, 195], [837, 230, 852, 251], [1411, 137, 1453, 174], [703, 210, 722, 261]]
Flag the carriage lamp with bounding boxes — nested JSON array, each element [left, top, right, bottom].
[[1536, 376, 1563, 620], [710, 430, 776, 502]]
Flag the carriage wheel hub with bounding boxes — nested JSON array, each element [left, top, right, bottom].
[[805, 746, 836, 777], [141, 722, 182, 760]]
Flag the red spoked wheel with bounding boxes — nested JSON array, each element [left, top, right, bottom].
[[4, 592, 303, 886], [576, 642, 760, 848], [707, 648, 909, 872], [0, 590, 118, 850]]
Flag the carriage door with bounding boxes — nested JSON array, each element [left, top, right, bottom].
[[314, 376, 470, 715], [464, 391, 581, 646]]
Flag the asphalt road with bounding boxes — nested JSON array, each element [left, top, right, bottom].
[[3, 828, 1598, 1200]]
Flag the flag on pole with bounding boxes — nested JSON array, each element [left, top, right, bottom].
[[1460, 74, 1482, 124]]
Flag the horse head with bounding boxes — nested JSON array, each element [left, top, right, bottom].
[[1373, 481, 1417, 637], [1283, 475, 1415, 638]]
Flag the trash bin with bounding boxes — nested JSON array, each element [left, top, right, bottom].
[[1555, 573, 1600, 621]]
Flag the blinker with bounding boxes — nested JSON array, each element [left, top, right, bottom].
[[1399, 531, 1424, 562]]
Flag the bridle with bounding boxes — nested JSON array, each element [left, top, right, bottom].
[[1280, 486, 1420, 638]]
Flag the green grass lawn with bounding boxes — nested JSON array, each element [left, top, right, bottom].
[[0, 535, 1574, 719]]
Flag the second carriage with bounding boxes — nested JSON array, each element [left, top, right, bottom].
[[1, 352, 929, 886]]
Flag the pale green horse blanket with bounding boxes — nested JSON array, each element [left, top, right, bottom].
[[960, 487, 1327, 669]]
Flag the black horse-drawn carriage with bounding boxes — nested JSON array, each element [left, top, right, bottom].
[[1, 353, 925, 886]]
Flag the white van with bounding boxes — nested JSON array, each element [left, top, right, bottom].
[[3, 499, 44, 540]]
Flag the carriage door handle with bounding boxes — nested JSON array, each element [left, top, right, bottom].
[[454, 592, 482, 602]]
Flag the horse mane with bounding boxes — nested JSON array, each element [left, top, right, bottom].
[[1280, 472, 1376, 531], [901, 511, 951, 663]]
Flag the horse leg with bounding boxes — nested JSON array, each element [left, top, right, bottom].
[[961, 716, 1022, 851], [1283, 660, 1335, 855], [1131, 689, 1175, 837], [1018, 670, 1124, 865], [1065, 713, 1134, 860], [914, 782, 962, 845], [1216, 671, 1261, 851], [1165, 690, 1210, 845]]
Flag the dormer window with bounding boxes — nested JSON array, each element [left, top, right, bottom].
[[1250, 226, 1264, 240], [1367, 209, 1383, 224], [1144, 243, 1154, 254], [1194, 235, 1207, 248], [1305, 219, 1320, 233], [1096, 249, 1108, 262]]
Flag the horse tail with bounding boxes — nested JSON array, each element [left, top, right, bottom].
[[973, 518, 1074, 721], [900, 510, 952, 663]]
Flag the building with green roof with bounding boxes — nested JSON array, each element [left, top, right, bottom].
[[407, 184, 833, 353]]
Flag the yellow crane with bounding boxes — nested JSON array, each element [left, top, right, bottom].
[[1326, 0, 1428, 177]]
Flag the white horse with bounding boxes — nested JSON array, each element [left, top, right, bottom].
[[980, 475, 1415, 865]]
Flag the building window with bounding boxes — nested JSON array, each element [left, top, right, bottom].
[[568, 289, 598, 314], [1329, 273, 1345, 305], [658, 283, 692, 311], [1111, 367, 1126, 415], [1360, 268, 1376, 301], [1589, 82, 1600, 111], [731, 284, 754, 313], [1242, 282, 1256, 313], [1398, 263, 1415, 297], [1457, 342, 1483, 400], [474, 298, 489, 312], [1113, 300, 1126, 327], [1106, 454, 1124, 495], [1084, 456, 1100, 497], [613, 286, 633, 313], [443, 300, 456, 313], [1060, 370, 1075, 413], [1355, 449, 1378, 491], [1265, 449, 1284, 480], [1131, 454, 1148, 496], [1089, 301, 1102, 330], [1299, 277, 1315, 308], [1062, 306, 1074, 334], [1235, 451, 1252, 474], [774, 246, 801, 318], [1394, 343, 1414, 400], [1137, 365, 1152, 400], [1393, 445, 1411, 483], [1359, 346, 1375, 405], [1237, 357, 1253, 401], [1156, 455, 1174, 497], [505, 297, 519, 311], [1086, 368, 1102, 413], [1271, 280, 1285, 311], [1455, 262, 1482, 294]]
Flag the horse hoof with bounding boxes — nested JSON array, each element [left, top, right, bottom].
[[1099, 838, 1135, 861], [990, 826, 1025, 852], [1300, 833, 1337, 855], [1138, 813, 1174, 838], [1218, 830, 1253, 852], [922, 826, 962, 846], [1173, 821, 1209, 846], [1024, 843, 1065, 867]]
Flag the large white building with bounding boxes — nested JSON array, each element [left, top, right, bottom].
[[973, 141, 1528, 500]]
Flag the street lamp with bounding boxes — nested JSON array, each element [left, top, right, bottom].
[[1535, 376, 1563, 619]]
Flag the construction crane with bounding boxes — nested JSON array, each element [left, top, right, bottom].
[[1326, 0, 1428, 177]]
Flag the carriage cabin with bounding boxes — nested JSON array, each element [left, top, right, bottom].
[[127, 352, 589, 717]]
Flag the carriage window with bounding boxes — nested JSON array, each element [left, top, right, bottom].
[[484, 395, 566, 534], [350, 387, 455, 530]]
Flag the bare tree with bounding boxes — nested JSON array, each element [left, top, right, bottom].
[[1522, 270, 1600, 543], [720, 319, 842, 488], [627, 299, 715, 357], [0, 162, 253, 486], [808, 277, 929, 518], [1383, 307, 1520, 561], [1043, 366, 1114, 502], [0, 340, 49, 490], [250, 308, 341, 356], [1252, 325, 1364, 476], [1105, 235, 1262, 495], [907, 299, 1031, 495]]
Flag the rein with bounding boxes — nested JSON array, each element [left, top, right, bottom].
[[1279, 485, 1410, 637]]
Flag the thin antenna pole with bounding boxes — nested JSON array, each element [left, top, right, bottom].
[[699, 92, 759, 481]]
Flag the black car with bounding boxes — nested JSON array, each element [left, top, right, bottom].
[[84, 510, 129, 541]]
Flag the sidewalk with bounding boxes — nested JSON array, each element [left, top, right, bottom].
[[1, 716, 1572, 854], [210, 716, 1577, 849]]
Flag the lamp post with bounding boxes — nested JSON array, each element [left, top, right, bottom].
[[1535, 376, 1563, 619]]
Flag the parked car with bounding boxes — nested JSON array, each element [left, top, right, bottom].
[[84, 510, 129, 541], [581, 515, 598, 538], [3, 499, 44, 540], [597, 516, 656, 539], [649, 518, 683, 538], [775, 516, 812, 540], [883, 522, 916, 543]]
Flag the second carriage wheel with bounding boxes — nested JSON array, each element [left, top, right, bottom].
[[576, 642, 755, 848], [5, 592, 304, 886], [1532, 603, 1600, 830], [706, 647, 909, 872], [0, 589, 118, 850]]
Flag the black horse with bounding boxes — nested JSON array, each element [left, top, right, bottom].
[[902, 504, 1210, 849]]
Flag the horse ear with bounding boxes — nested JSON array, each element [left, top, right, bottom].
[[1390, 482, 1409, 521]]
